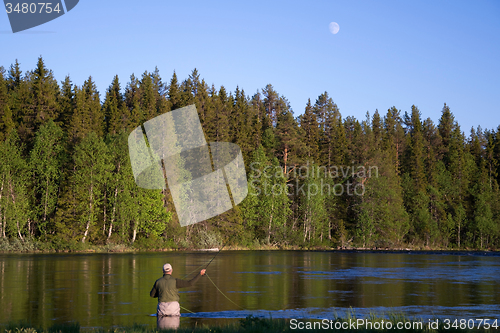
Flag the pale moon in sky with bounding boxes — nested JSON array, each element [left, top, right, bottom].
[[329, 22, 340, 34]]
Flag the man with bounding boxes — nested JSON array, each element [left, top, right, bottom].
[[150, 263, 206, 328]]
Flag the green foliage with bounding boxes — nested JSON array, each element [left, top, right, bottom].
[[132, 234, 168, 250], [298, 164, 329, 245], [0, 59, 499, 251], [243, 146, 291, 245], [194, 228, 223, 249], [0, 129, 30, 240], [359, 153, 409, 248], [29, 120, 66, 235], [0, 236, 38, 252]]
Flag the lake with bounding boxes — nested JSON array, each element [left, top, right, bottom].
[[0, 250, 499, 329]]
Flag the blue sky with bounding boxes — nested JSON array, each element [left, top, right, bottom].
[[1, 0, 499, 134]]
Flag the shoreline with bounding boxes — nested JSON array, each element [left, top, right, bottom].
[[0, 241, 498, 255]]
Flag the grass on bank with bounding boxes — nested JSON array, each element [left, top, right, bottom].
[[1, 236, 498, 254], [3, 315, 498, 333]]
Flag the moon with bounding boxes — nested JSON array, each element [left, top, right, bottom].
[[329, 22, 339, 34]]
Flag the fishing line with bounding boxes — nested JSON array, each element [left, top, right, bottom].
[[181, 261, 211, 279], [205, 273, 246, 311], [180, 305, 195, 314], [181, 232, 233, 279], [180, 242, 226, 279], [180, 237, 248, 313]]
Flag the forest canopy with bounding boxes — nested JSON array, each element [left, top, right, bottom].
[[0, 57, 499, 251]]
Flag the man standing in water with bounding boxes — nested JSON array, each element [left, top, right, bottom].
[[150, 263, 206, 329]]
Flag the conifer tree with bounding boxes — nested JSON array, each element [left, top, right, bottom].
[[56, 76, 74, 131], [233, 87, 256, 162], [67, 77, 103, 145], [314, 92, 341, 168], [167, 71, 181, 111], [407, 105, 426, 192], [7, 60, 22, 92], [422, 118, 442, 185], [83, 77, 103, 136], [103, 75, 129, 135], [383, 107, 405, 175], [31, 57, 59, 129], [299, 99, 320, 163], [0, 69, 15, 141], [1, 60, 500, 249], [193, 76, 210, 124], [179, 77, 196, 107], [8, 61, 33, 149], [262, 84, 283, 127], [0, 68, 9, 141], [151, 66, 166, 101], [205, 85, 231, 143], [124, 74, 141, 129], [372, 109, 382, 149], [140, 71, 158, 122], [438, 103, 456, 167]]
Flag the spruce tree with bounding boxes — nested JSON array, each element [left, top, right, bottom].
[[438, 103, 456, 167], [9, 62, 33, 150], [233, 87, 256, 162], [407, 105, 426, 192], [383, 107, 405, 176], [299, 99, 320, 164], [67, 77, 104, 145], [103, 75, 129, 135], [57, 76, 74, 132], [372, 109, 382, 149], [0, 68, 15, 141], [31, 57, 59, 129], [167, 71, 181, 111], [140, 71, 158, 122]]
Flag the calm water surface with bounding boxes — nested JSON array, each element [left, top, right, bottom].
[[0, 251, 499, 329]]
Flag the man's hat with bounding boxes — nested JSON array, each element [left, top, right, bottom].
[[163, 263, 172, 272]]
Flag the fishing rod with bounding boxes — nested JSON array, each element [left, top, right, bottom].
[[180, 235, 232, 279], [204, 240, 227, 270]]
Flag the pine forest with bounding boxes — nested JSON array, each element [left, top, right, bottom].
[[0, 57, 499, 251]]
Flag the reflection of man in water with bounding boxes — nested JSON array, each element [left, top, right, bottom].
[[150, 263, 206, 329]]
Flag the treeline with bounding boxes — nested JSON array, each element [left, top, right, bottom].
[[0, 57, 499, 250]]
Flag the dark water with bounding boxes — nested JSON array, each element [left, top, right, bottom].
[[1, 251, 499, 329]]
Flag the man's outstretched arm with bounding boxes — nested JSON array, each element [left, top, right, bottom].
[[176, 269, 206, 288]]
